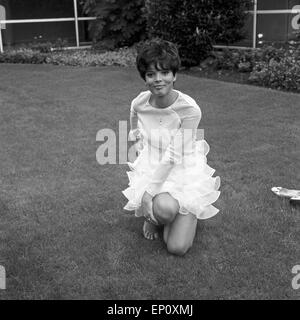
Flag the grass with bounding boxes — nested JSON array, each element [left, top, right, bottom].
[[0, 63, 299, 300], [183, 67, 251, 87]]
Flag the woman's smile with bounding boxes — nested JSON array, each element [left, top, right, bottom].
[[154, 85, 165, 89]]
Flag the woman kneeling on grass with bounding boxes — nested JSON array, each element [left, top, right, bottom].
[[122, 39, 221, 256]]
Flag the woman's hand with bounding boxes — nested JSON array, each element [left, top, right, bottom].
[[128, 128, 141, 141], [141, 191, 159, 225]]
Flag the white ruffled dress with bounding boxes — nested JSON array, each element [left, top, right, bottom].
[[122, 90, 221, 220]]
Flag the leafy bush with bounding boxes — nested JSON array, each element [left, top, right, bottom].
[[145, 0, 251, 67], [145, 0, 212, 67], [211, 43, 300, 92], [210, 0, 252, 45], [212, 48, 257, 72], [249, 45, 300, 92], [80, 0, 146, 50]]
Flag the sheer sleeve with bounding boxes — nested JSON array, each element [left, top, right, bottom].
[[145, 106, 201, 196], [128, 101, 139, 141]]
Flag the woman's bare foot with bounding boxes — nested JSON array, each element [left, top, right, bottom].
[[143, 220, 159, 240]]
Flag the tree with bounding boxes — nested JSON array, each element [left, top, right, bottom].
[[145, 0, 251, 66]]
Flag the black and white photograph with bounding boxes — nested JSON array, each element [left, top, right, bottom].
[[0, 0, 299, 305]]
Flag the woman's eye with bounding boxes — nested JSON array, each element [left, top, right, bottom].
[[162, 71, 170, 75], [146, 73, 154, 77]]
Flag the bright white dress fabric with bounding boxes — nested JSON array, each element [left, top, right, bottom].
[[122, 90, 221, 220]]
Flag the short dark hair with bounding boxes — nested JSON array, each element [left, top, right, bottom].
[[136, 39, 181, 80]]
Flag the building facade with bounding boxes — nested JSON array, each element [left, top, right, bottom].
[[0, 0, 90, 46], [0, 0, 299, 48], [255, 0, 299, 43], [226, 0, 300, 47]]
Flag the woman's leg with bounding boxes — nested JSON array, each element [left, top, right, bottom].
[[152, 192, 198, 256], [140, 192, 179, 242], [142, 192, 176, 241], [166, 213, 197, 256], [153, 192, 179, 225]]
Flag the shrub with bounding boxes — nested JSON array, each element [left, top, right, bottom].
[[145, 0, 212, 67], [249, 45, 300, 92], [212, 48, 257, 72], [207, 42, 300, 92], [80, 0, 146, 50], [144, 0, 251, 67], [210, 0, 252, 45]]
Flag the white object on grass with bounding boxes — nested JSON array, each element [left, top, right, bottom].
[[271, 187, 300, 199], [0, 265, 5, 290]]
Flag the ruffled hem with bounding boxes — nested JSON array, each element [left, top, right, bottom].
[[122, 140, 221, 220]]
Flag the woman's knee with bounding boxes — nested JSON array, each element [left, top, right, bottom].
[[153, 193, 178, 224], [167, 240, 192, 256]]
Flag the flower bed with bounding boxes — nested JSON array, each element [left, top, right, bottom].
[[0, 46, 137, 67]]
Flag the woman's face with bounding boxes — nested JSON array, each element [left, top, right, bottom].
[[145, 64, 176, 97]]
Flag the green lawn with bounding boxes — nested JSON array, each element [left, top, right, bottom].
[[0, 64, 299, 300]]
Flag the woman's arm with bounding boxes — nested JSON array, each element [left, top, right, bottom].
[[128, 102, 140, 141]]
